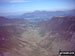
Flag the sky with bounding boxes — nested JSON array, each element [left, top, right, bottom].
[[0, 0, 75, 16]]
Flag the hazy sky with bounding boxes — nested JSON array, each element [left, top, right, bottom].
[[0, 0, 75, 15]]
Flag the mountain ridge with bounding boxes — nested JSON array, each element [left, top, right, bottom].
[[6, 9, 75, 20]]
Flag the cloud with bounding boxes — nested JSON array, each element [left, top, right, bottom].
[[0, 0, 30, 3], [9, 0, 30, 3]]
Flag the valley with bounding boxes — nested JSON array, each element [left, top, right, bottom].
[[0, 16, 75, 56]]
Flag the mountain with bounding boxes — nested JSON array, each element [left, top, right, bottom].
[[38, 16, 75, 32], [0, 16, 9, 25], [37, 16, 75, 56], [0, 16, 28, 25], [7, 9, 75, 20], [0, 15, 75, 56]]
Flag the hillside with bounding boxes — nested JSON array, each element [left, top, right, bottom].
[[0, 16, 28, 25], [38, 16, 75, 32], [37, 16, 75, 56]]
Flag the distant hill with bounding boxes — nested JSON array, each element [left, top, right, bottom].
[[7, 9, 75, 20]]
